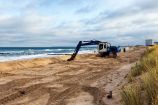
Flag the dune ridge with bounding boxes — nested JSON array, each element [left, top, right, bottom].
[[0, 57, 64, 72]]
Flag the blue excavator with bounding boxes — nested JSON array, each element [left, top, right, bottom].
[[67, 40, 121, 61]]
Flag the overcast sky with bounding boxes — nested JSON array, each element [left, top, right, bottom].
[[0, 0, 158, 47]]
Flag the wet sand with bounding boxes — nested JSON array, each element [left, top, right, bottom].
[[0, 47, 145, 105]]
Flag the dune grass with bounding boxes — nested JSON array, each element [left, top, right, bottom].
[[121, 45, 158, 105], [121, 85, 142, 105], [142, 71, 157, 105]]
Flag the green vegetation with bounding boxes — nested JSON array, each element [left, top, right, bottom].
[[121, 46, 158, 105]]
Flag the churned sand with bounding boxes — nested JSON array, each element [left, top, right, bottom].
[[0, 47, 145, 105]]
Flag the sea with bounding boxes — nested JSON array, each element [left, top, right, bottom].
[[0, 47, 97, 62]]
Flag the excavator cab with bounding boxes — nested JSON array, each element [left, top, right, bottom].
[[98, 42, 110, 53], [98, 42, 112, 57]]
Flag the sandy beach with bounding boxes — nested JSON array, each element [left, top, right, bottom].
[[0, 47, 145, 105]]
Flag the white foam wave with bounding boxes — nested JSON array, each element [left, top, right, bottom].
[[0, 49, 96, 62], [0, 54, 55, 62]]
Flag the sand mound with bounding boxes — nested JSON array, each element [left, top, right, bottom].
[[0, 54, 96, 72], [0, 57, 63, 72]]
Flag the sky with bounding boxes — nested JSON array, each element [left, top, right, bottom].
[[0, 0, 158, 47]]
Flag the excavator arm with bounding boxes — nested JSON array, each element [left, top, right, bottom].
[[67, 40, 101, 61]]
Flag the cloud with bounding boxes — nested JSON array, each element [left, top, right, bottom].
[[75, 6, 94, 14], [77, 0, 158, 45], [0, 0, 158, 46], [136, 0, 158, 10]]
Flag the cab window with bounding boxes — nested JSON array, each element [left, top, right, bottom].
[[99, 44, 103, 50], [104, 44, 107, 48]]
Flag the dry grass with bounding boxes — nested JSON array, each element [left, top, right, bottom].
[[121, 85, 142, 105], [121, 45, 158, 105], [142, 71, 157, 105]]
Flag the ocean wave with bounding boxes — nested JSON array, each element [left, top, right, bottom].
[[0, 47, 97, 62]]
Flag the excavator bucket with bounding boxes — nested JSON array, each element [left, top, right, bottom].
[[67, 54, 76, 61]]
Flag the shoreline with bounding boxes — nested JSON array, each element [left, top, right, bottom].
[[0, 50, 95, 63], [0, 46, 132, 63], [0, 53, 95, 72], [0, 46, 138, 73]]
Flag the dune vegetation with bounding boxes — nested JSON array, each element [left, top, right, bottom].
[[121, 45, 158, 105]]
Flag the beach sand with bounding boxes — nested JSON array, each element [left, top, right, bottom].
[[0, 47, 145, 105]]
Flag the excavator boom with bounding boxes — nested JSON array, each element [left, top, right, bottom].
[[67, 40, 101, 61]]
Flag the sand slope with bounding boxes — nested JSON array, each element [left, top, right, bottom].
[[0, 47, 145, 105]]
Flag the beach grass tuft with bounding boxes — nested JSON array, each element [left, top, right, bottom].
[[121, 85, 142, 105]]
